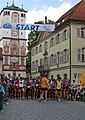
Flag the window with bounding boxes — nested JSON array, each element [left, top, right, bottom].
[[21, 13, 25, 17], [53, 54, 57, 65], [44, 41, 48, 50], [44, 57, 48, 66], [57, 52, 60, 65], [50, 37, 54, 47], [59, 52, 62, 64], [56, 34, 60, 44], [82, 48, 85, 61], [67, 49, 69, 61], [77, 48, 85, 62], [40, 59, 43, 66], [81, 28, 85, 38], [61, 51, 63, 63], [24, 14, 25, 17], [39, 45, 42, 52], [35, 47, 38, 54], [63, 29, 68, 40], [8, 11, 10, 15], [63, 49, 67, 62], [50, 54, 54, 66], [32, 61, 35, 71], [31, 49, 34, 56], [77, 48, 81, 61], [63, 49, 69, 63], [13, 63, 16, 68], [6, 11, 7, 15], [21, 13, 23, 17], [77, 28, 85, 38], [35, 60, 38, 71]]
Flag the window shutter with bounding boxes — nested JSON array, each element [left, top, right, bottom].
[[77, 48, 82, 61], [77, 28, 81, 37], [67, 49, 69, 61], [53, 54, 56, 65], [66, 29, 68, 39]]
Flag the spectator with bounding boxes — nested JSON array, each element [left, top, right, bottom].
[[0, 79, 5, 111]]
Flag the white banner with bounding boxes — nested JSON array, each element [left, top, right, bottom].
[[0, 21, 55, 32]]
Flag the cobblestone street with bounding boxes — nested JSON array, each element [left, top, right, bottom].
[[0, 99, 85, 120]]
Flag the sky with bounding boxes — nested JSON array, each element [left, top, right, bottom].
[[0, 0, 80, 39], [0, 0, 80, 24]]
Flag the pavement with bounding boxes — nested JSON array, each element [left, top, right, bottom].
[[0, 99, 85, 120]]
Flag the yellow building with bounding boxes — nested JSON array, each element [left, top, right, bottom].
[[31, 0, 85, 81]]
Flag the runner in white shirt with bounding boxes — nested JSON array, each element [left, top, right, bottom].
[[18, 77, 24, 99]]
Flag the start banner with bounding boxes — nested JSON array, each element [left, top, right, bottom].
[[0, 21, 55, 32]]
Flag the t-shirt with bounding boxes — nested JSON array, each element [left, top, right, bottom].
[[27, 82, 31, 88], [56, 80, 62, 89], [41, 77, 48, 88], [14, 80, 19, 89], [19, 80, 24, 88]]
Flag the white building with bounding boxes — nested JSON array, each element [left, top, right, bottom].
[[31, 0, 85, 82], [0, 48, 3, 76], [0, 2, 27, 78]]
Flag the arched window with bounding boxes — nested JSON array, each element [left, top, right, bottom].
[[39, 45, 42, 52], [35, 60, 38, 71], [63, 29, 68, 40], [50, 37, 54, 47], [56, 34, 60, 44], [35, 47, 38, 54], [8, 11, 10, 15], [44, 41, 48, 50], [24, 14, 25, 17], [50, 54, 54, 66], [6, 11, 8, 15], [21, 13, 23, 17]]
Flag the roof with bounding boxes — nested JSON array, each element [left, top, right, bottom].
[[1, 2, 27, 13], [55, 0, 85, 27]]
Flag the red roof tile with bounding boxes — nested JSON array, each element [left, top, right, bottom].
[[55, 0, 85, 27]]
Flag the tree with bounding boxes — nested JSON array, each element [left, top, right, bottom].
[[27, 19, 54, 66], [28, 21, 44, 42], [28, 20, 54, 42]]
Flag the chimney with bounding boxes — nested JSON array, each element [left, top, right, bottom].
[[45, 16, 47, 24]]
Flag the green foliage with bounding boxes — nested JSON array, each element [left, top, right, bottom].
[[27, 19, 54, 65], [28, 21, 44, 41], [48, 19, 54, 24], [26, 52, 31, 64], [28, 20, 54, 42]]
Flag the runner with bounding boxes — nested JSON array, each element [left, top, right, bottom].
[[39, 74, 48, 102]]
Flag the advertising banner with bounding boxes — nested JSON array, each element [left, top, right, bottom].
[[0, 21, 55, 32]]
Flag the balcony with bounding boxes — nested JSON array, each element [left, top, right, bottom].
[[38, 65, 49, 72]]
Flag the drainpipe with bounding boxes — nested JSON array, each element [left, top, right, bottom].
[[68, 23, 71, 80]]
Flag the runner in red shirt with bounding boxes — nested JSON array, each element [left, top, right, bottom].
[[14, 77, 19, 99]]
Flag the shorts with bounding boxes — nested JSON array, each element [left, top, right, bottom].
[[57, 89, 61, 92], [41, 88, 48, 91], [19, 87, 24, 90]]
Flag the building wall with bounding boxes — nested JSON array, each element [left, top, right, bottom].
[[31, 22, 85, 81], [0, 6, 27, 78]]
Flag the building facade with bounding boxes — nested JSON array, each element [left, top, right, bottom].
[[0, 48, 3, 76], [31, 0, 85, 82], [0, 2, 27, 78]]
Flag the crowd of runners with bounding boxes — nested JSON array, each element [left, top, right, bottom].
[[0, 74, 85, 105]]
